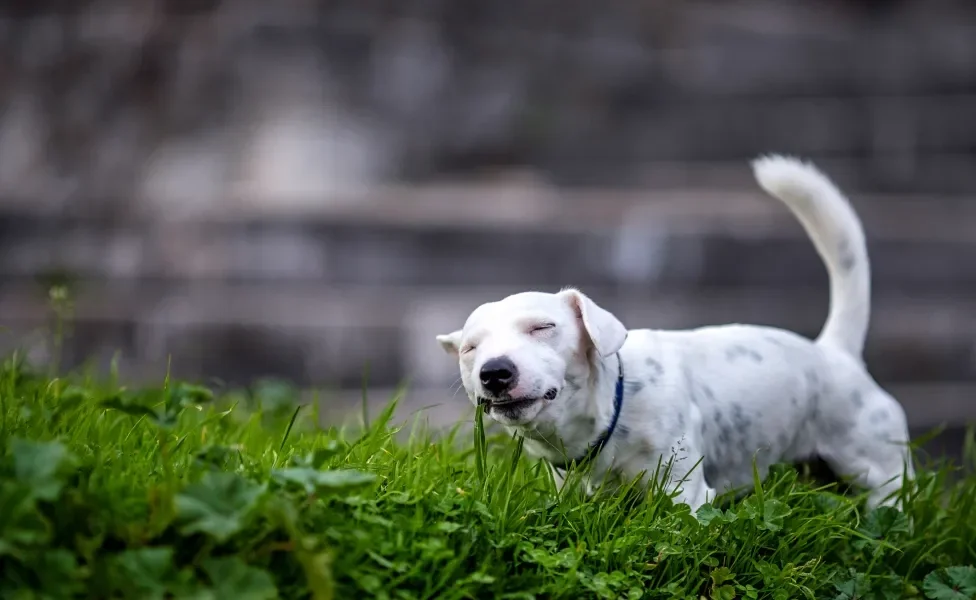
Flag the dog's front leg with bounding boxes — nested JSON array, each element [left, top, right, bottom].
[[546, 461, 601, 497], [642, 444, 716, 515], [668, 470, 715, 514], [547, 462, 567, 491]]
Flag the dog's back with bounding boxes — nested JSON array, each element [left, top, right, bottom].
[[619, 157, 913, 505]]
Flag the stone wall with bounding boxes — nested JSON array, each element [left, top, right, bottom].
[[2, 0, 976, 218]]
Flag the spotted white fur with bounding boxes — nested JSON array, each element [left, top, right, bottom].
[[437, 155, 914, 513]]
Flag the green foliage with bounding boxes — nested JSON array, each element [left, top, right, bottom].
[[923, 566, 976, 600], [0, 357, 974, 599], [175, 471, 267, 542]]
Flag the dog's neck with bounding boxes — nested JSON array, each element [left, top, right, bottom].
[[519, 351, 622, 465]]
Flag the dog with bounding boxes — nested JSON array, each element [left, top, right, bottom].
[[436, 155, 914, 513]]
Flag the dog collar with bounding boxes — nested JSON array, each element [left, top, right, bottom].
[[548, 352, 625, 473]]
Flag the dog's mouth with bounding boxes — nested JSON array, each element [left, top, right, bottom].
[[480, 388, 558, 411]]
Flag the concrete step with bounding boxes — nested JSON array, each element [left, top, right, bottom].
[[1, 283, 972, 389], [1, 196, 975, 292]]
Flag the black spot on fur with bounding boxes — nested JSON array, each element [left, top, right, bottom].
[[851, 391, 864, 409], [725, 345, 764, 363], [703, 463, 718, 485], [718, 425, 732, 445], [644, 357, 665, 383], [701, 385, 716, 402], [616, 425, 631, 439], [837, 238, 857, 272], [624, 379, 645, 397], [869, 408, 890, 424], [731, 404, 752, 431], [677, 412, 686, 429], [777, 433, 790, 449], [805, 369, 823, 416], [790, 396, 800, 407]]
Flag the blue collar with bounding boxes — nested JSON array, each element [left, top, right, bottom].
[[549, 352, 625, 472]]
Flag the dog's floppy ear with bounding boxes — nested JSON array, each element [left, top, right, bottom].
[[436, 330, 463, 356], [560, 288, 627, 357]]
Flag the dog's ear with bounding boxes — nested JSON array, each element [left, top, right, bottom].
[[560, 288, 627, 357], [436, 330, 463, 357]]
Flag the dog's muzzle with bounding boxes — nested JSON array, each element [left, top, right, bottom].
[[478, 387, 558, 408]]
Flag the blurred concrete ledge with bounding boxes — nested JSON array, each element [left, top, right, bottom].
[[3, 182, 976, 242], [0, 282, 972, 403], [3, 179, 976, 232], [0, 191, 973, 292]]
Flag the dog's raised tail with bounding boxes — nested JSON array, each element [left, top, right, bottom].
[[751, 155, 870, 358]]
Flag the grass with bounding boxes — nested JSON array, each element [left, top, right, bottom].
[[1, 352, 976, 600]]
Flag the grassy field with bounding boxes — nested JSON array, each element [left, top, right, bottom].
[[1, 352, 976, 600]]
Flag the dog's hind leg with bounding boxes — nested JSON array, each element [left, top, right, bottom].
[[816, 389, 914, 510]]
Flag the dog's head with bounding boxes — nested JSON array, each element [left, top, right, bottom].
[[436, 288, 627, 428]]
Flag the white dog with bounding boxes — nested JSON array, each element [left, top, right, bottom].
[[437, 155, 914, 512]]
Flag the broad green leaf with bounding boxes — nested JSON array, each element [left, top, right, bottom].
[[712, 584, 736, 600], [754, 560, 781, 586], [10, 439, 74, 502], [101, 396, 160, 421], [834, 569, 871, 600], [290, 441, 345, 469], [710, 567, 735, 586], [109, 547, 177, 600], [29, 549, 84, 598], [202, 556, 277, 600], [251, 379, 299, 416], [175, 472, 266, 542], [195, 445, 242, 470], [272, 468, 376, 495], [872, 575, 905, 600], [742, 497, 792, 532], [171, 383, 215, 407], [923, 566, 976, 600], [0, 481, 51, 555], [860, 506, 911, 540], [696, 504, 726, 527]]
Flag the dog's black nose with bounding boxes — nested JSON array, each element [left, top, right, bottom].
[[480, 357, 518, 396]]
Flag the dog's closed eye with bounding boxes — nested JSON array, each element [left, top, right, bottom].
[[529, 323, 556, 335]]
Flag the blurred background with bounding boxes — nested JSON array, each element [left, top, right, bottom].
[[0, 0, 974, 458]]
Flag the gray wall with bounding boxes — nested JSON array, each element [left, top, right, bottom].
[[0, 0, 974, 446]]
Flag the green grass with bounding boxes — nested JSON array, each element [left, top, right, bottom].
[[1, 352, 976, 600]]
